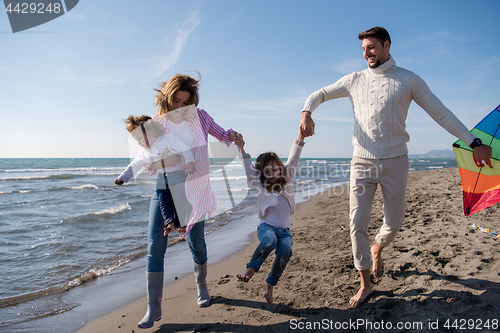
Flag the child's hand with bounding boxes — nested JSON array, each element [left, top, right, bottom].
[[235, 133, 244, 147], [114, 178, 124, 185], [163, 226, 186, 236], [234, 133, 245, 152], [297, 133, 305, 142], [185, 161, 196, 175]]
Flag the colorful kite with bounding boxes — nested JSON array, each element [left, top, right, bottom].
[[453, 104, 500, 215]]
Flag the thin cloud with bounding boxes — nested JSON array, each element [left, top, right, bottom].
[[152, 10, 201, 79], [214, 87, 353, 123], [230, 5, 246, 22], [329, 58, 365, 74], [52, 64, 128, 89], [344, 19, 361, 29], [216, 89, 310, 120]]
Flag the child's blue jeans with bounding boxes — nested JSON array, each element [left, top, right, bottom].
[[247, 222, 293, 286]]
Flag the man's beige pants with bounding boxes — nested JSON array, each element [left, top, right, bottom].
[[349, 154, 409, 271]]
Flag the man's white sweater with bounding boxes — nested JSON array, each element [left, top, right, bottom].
[[303, 56, 476, 159]]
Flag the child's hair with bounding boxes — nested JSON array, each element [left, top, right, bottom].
[[255, 152, 288, 193], [125, 115, 164, 139], [154, 73, 201, 117]]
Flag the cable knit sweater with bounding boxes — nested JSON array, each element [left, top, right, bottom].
[[303, 56, 476, 159]]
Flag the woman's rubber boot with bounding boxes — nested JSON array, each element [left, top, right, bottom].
[[193, 262, 210, 307], [138, 271, 164, 329]]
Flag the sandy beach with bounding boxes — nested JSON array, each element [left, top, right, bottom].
[[76, 167, 500, 333]]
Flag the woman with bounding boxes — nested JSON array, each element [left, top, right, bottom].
[[117, 73, 241, 329]]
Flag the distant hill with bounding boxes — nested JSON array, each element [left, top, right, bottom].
[[409, 149, 455, 158]]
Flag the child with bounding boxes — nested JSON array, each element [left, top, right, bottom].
[[236, 133, 305, 304], [115, 115, 195, 234]]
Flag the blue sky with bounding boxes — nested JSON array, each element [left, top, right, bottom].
[[1, 0, 499, 158]]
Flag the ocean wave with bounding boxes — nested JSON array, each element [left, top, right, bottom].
[[227, 187, 252, 192], [66, 184, 99, 190], [63, 203, 132, 221], [47, 183, 100, 191], [210, 175, 247, 182], [0, 174, 86, 181], [68, 257, 135, 287], [296, 179, 317, 185], [0, 167, 123, 173], [90, 203, 132, 216], [0, 190, 34, 195]]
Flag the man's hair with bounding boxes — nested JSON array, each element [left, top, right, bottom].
[[358, 26, 391, 45]]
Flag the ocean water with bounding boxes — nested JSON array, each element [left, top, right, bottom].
[[0, 156, 457, 331]]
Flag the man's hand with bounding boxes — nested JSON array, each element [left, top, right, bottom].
[[473, 145, 493, 168], [300, 111, 315, 137]]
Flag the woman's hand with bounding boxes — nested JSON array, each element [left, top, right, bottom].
[[229, 130, 243, 144], [235, 133, 245, 153], [229, 130, 237, 142], [185, 161, 196, 175], [231, 131, 245, 146]]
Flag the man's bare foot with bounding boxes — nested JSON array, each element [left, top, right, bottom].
[[371, 243, 384, 278], [349, 287, 373, 307], [237, 267, 255, 282], [264, 283, 273, 304]]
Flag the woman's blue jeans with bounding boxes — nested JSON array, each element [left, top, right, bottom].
[[247, 223, 293, 286], [146, 172, 207, 272]]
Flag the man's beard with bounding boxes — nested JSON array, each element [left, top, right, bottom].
[[368, 59, 381, 68]]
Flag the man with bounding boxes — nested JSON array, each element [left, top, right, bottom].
[[299, 26, 492, 307]]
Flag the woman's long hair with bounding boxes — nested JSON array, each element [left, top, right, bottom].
[[154, 73, 200, 118]]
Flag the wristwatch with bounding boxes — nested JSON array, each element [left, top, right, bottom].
[[469, 138, 482, 149]]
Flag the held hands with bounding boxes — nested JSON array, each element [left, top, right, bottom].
[[230, 130, 244, 146], [230, 130, 245, 153], [473, 145, 493, 168], [185, 161, 196, 175], [234, 133, 245, 153], [300, 111, 315, 137]]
